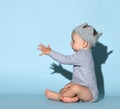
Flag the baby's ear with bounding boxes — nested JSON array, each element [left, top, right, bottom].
[[83, 41, 88, 48]]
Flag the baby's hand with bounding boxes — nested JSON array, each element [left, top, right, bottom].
[[64, 82, 73, 89], [38, 44, 51, 56]]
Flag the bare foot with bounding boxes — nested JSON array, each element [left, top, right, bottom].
[[61, 96, 79, 103], [45, 89, 61, 101]]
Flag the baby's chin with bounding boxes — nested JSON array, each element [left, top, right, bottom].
[[72, 49, 77, 52]]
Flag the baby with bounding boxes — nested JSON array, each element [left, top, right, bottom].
[[38, 23, 102, 103]]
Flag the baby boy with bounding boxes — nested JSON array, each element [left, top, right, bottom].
[[38, 23, 102, 103]]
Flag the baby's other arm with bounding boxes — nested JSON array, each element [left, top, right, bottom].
[[64, 82, 74, 89], [38, 44, 51, 56]]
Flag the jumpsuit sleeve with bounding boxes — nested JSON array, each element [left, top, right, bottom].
[[49, 50, 82, 65]]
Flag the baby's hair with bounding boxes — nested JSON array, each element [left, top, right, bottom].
[[83, 25, 98, 36]]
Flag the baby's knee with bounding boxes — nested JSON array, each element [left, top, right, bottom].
[[70, 84, 81, 91]]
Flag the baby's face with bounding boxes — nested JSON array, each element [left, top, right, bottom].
[[70, 32, 86, 52]]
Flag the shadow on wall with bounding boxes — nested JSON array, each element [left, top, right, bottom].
[[50, 42, 113, 101], [92, 42, 113, 100]]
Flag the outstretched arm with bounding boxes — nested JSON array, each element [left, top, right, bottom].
[[38, 44, 82, 65], [49, 50, 81, 65]]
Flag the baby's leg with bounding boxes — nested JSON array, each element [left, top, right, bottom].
[[45, 89, 61, 101], [61, 96, 79, 103], [59, 83, 79, 102], [61, 84, 93, 102], [59, 82, 74, 94], [59, 85, 79, 102], [45, 83, 73, 101], [45, 89, 79, 102]]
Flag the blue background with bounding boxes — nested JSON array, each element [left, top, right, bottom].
[[0, 0, 119, 97]]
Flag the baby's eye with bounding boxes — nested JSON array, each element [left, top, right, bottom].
[[73, 40, 75, 42]]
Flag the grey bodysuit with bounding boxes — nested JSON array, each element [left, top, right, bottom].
[[49, 49, 99, 102]]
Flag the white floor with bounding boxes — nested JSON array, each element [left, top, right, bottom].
[[0, 95, 120, 109]]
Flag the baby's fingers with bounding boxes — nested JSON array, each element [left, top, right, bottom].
[[38, 44, 44, 50]]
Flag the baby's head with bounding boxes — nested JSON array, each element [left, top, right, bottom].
[[71, 23, 102, 51]]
